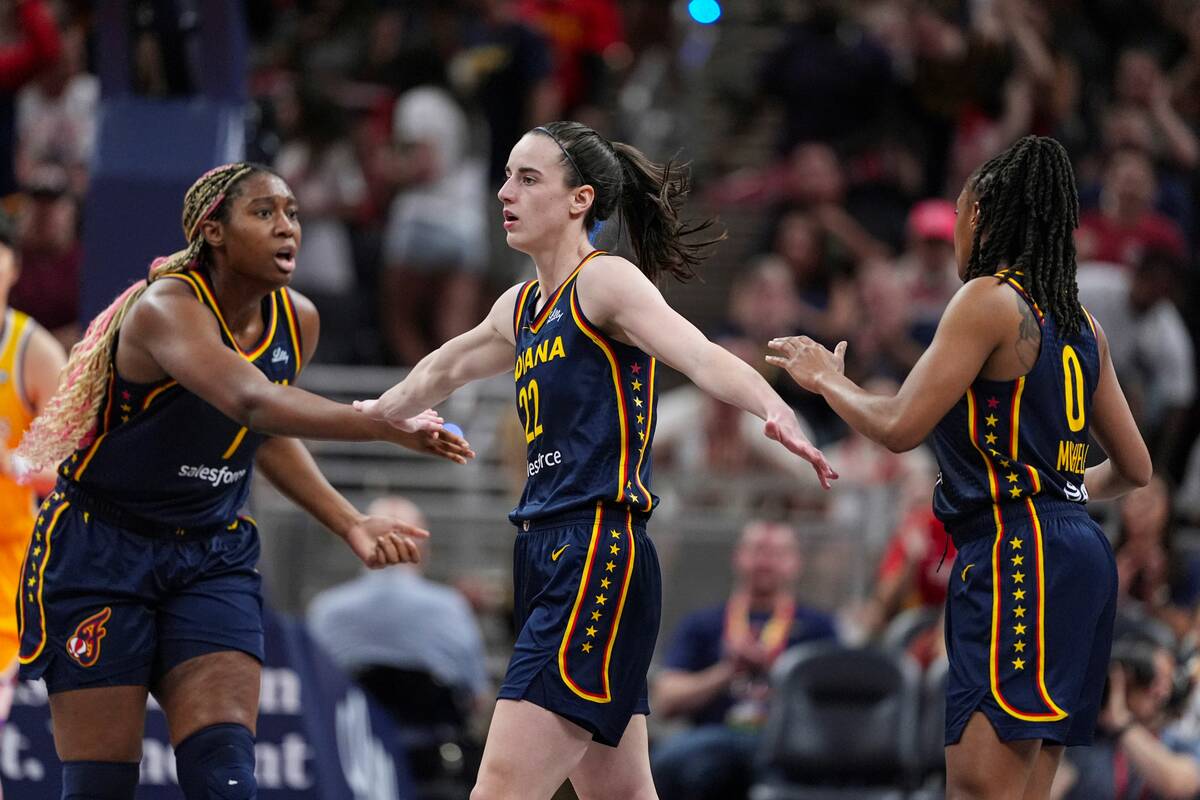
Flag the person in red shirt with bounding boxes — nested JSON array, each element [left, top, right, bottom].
[[1076, 149, 1187, 267], [517, 0, 624, 117]]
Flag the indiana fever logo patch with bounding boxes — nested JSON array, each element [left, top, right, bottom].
[[66, 607, 112, 667]]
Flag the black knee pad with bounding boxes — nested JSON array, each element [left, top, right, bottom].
[[174, 723, 257, 800], [61, 760, 140, 799]]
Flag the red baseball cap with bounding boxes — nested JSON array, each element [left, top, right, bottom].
[[908, 199, 956, 243]]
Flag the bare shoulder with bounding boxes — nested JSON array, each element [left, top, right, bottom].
[[124, 277, 213, 339], [943, 275, 1022, 328], [576, 254, 646, 289], [575, 254, 657, 312]]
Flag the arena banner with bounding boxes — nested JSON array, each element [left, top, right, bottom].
[[1, 609, 415, 798]]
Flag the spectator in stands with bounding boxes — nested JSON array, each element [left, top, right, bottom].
[[1076, 150, 1187, 266], [651, 520, 837, 800], [855, 199, 960, 377], [1113, 476, 1200, 641], [1076, 250, 1194, 468], [1110, 47, 1198, 173], [0, 0, 61, 197], [306, 495, 490, 707], [454, 0, 558, 186], [14, 15, 94, 196], [379, 74, 489, 366], [9, 161, 79, 349], [517, 0, 625, 122], [1055, 639, 1200, 800]]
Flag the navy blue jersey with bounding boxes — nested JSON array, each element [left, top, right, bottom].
[[932, 272, 1100, 535], [59, 269, 304, 528], [509, 251, 658, 523]]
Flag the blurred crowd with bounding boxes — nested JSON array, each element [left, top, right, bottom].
[[3, 0, 1200, 798]]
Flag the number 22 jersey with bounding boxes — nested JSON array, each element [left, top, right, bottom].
[[509, 251, 658, 524]]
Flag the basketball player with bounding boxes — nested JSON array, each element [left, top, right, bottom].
[[0, 210, 66, 798], [12, 163, 473, 800], [357, 121, 838, 800], [768, 136, 1152, 800]]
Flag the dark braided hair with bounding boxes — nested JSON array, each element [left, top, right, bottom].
[[532, 121, 725, 284], [962, 135, 1084, 336]]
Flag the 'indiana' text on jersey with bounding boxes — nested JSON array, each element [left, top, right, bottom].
[[932, 272, 1099, 528], [61, 270, 304, 528], [510, 251, 658, 522]]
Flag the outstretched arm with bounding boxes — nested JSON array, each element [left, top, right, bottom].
[[768, 277, 1005, 453], [255, 436, 427, 566], [356, 284, 522, 425], [576, 256, 837, 489], [122, 281, 467, 458]]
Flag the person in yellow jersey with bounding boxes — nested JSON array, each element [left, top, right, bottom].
[[0, 209, 66, 759]]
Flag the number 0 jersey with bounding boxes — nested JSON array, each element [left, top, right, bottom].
[[59, 269, 304, 529], [931, 273, 1099, 537], [510, 251, 658, 523]]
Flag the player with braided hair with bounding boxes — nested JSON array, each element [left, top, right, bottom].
[[770, 136, 1152, 799], [15, 163, 473, 800]]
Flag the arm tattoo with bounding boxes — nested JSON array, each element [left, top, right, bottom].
[[1015, 295, 1040, 371]]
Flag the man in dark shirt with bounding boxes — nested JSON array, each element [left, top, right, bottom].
[[651, 520, 838, 800]]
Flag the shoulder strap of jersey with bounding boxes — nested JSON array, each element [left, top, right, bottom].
[[513, 281, 538, 339], [995, 269, 1045, 327], [280, 287, 305, 374]]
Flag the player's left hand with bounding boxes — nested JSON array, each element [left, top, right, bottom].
[[763, 409, 839, 490], [400, 426, 476, 464], [344, 515, 430, 568], [766, 336, 847, 394]]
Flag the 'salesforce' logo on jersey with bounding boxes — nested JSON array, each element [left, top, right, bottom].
[[528, 450, 564, 476], [1063, 480, 1089, 503], [178, 463, 248, 487], [271, 346, 290, 365]]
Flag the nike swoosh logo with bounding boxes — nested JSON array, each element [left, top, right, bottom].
[[960, 563, 975, 582], [551, 545, 570, 561]]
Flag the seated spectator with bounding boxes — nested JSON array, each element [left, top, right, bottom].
[[1076, 251, 1194, 468], [651, 520, 837, 800], [306, 496, 490, 708], [9, 161, 79, 349], [1076, 149, 1187, 267], [1113, 476, 1200, 641], [1056, 639, 1199, 800]]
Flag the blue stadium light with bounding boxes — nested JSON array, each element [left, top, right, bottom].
[[688, 0, 721, 24]]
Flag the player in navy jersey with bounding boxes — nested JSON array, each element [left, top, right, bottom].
[[769, 136, 1152, 799], [356, 121, 838, 800], [12, 163, 473, 800]]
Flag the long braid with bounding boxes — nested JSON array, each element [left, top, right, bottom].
[[18, 163, 260, 470], [962, 135, 1083, 336]]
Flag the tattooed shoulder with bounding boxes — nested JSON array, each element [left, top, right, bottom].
[[1015, 295, 1040, 371]]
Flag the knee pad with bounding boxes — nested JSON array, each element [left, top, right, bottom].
[[174, 723, 257, 800], [62, 760, 140, 799]]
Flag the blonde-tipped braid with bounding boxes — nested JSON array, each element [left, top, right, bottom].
[[17, 163, 259, 471]]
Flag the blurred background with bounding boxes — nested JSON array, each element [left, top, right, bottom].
[[2, 0, 1200, 798]]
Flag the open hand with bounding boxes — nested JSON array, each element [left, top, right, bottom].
[[766, 336, 847, 394], [404, 426, 476, 464], [354, 401, 444, 433], [344, 514, 430, 568], [763, 408, 839, 489]]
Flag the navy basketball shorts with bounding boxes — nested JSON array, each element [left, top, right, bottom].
[[499, 502, 662, 747], [944, 499, 1117, 746], [17, 488, 264, 693]]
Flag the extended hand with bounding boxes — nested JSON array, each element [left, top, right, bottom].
[[344, 514, 430, 568], [765, 337, 847, 394], [354, 401, 444, 433], [404, 427, 476, 464], [763, 409, 839, 490]]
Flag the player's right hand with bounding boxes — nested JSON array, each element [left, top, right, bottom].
[[344, 514, 430, 568], [763, 410, 839, 490]]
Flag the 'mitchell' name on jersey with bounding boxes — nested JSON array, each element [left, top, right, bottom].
[[60, 270, 305, 529], [931, 272, 1100, 529], [510, 252, 659, 523]]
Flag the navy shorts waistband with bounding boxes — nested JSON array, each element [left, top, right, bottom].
[[58, 480, 240, 540], [513, 502, 650, 533], [946, 497, 1093, 547]]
